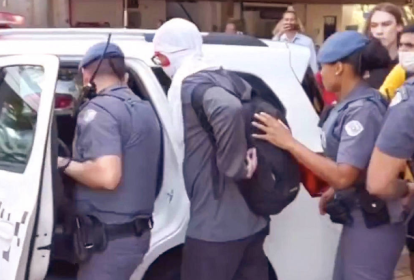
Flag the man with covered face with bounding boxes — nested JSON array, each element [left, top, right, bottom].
[[153, 18, 269, 280]]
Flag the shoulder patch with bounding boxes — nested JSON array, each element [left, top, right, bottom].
[[390, 91, 403, 107], [82, 109, 97, 123], [345, 120, 364, 137]]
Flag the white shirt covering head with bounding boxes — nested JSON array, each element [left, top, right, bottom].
[[153, 18, 220, 163]]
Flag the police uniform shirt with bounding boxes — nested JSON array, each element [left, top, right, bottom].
[[324, 84, 384, 171], [74, 85, 161, 224], [376, 85, 414, 160]]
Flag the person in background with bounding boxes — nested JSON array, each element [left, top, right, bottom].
[[253, 31, 404, 280], [368, 24, 414, 278], [225, 18, 244, 35], [272, 7, 305, 40], [273, 10, 318, 74], [363, 2, 404, 89]]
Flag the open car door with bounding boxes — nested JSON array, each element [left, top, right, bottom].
[[0, 55, 59, 280]]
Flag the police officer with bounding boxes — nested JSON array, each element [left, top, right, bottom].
[[252, 31, 405, 280], [368, 24, 414, 277], [58, 42, 161, 280]]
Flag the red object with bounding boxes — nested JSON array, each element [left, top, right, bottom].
[[316, 72, 337, 106], [152, 52, 171, 67], [299, 162, 329, 197], [0, 12, 24, 27], [55, 94, 74, 109]]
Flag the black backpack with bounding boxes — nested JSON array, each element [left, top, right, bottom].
[[189, 70, 301, 216]]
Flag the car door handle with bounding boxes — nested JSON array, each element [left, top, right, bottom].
[[0, 219, 14, 251]]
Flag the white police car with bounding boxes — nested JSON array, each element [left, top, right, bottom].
[[0, 28, 340, 280]]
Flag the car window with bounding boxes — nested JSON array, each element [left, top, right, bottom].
[[301, 67, 324, 115], [0, 65, 43, 173]]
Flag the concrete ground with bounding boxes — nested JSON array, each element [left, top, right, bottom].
[[396, 251, 413, 280]]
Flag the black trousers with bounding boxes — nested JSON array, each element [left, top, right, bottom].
[[181, 228, 269, 280]]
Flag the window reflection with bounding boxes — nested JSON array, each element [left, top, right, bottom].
[[0, 65, 43, 173]]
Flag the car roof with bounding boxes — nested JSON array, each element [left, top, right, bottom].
[[0, 28, 310, 79]]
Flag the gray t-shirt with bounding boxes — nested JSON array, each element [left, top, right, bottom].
[[376, 87, 414, 160], [181, 71, 268, 242], [74, 85, 161, 224]]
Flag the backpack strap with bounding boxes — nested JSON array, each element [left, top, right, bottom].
[[191, 83, 218, 147]]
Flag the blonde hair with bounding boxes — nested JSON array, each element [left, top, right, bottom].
[[272, 7, 305, 36]]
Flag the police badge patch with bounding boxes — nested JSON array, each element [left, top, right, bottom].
[[82, 109, 97, 123], [389, 91, 403, 107], [345, 120, 364, 137]]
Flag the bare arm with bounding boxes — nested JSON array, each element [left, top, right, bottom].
[[367, 98, 414, 199], [253, 104, 382, 191], [288, 141, 360, 190], [61, 155, 122, 191], [66, 104, 123, 190], [367, 148, 408, 199]]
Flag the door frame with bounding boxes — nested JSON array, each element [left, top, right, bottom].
[[0, 55, 59, 280]]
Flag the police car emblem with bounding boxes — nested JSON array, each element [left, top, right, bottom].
[[83, 109, 97, 123], [390, 91, 403, 107], [345, 120, 364, 137]]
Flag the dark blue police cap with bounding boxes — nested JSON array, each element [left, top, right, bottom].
[[80, 42, 125, 69], [317, 31, 369, 64]]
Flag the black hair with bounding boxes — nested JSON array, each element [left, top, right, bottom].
[[86, 57, 126, 80], [402, 24, 414, 35], [340, 38, 390, 77]]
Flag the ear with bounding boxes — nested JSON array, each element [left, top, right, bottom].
[[123, 72, 130, 84], [334, 62, 344, 76], [397, 24, 403, 33]]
